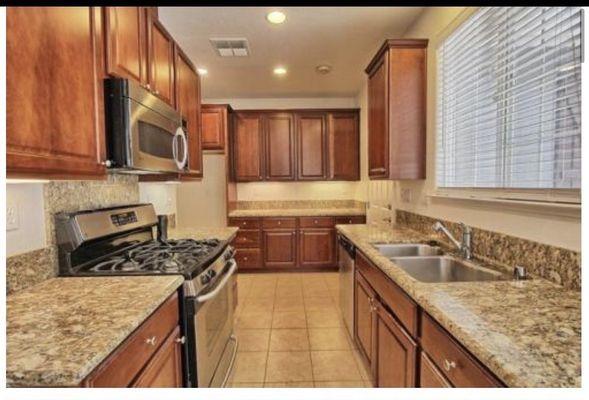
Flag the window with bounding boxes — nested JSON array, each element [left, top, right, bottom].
[[436, 7, 582, 190]]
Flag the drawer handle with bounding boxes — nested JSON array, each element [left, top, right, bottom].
[[243, 256, 248, 261], [443, 359, 457, 372], [348, 219, 352, 223], [242, 221, 247, 226], [176, 336, 186, 345], [278, 221, 282, 225], [314, 220, 318, 224], [145, 336, 157, 346]]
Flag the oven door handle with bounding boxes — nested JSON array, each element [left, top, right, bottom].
[[195, 259, 237, 303]]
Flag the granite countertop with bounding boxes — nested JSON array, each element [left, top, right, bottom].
[[168, 226, 238, 242], [228, 207, 366, 217], [7, 275, 184, 387], [336, 224, 581, 388]]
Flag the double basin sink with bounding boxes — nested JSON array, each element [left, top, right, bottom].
[[372, 243, 504, 283]]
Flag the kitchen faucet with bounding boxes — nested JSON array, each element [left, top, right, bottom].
[[432, 221, 472, 260]]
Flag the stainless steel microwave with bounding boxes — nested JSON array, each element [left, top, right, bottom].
[[104, 78, 188, 174]]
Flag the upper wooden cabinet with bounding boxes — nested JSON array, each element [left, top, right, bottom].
[[201, 104, 232, 152], [230, 109, 360, 182], [366, 39, 428, 180], [296, 113, 328, 180], [232, 113, 264, 181], [104, 7, 147, 85], [175, 46, 202, 178], [264, 113, 296, 180], [6, 7, 106, 178], [328, 112, 360, 180], [147, 14, 175, 107]]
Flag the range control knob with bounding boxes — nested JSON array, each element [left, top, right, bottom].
[[209, 269, 217, 279], [201, 274, 211, 285]]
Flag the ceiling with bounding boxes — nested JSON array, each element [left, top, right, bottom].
[[159, 7, 424, 99]]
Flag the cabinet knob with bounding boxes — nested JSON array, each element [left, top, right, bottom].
[[278, 221, 282, 225], [145, 336, 157, 346], [314, 220, 318, 224], [243, 257, 248, 261], [348, 219, 352, 223], [242, 221, 247, 226], [443, 359, 457, 372], [175, 336, 186, 345]]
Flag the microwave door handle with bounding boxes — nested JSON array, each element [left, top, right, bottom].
[[172, 130, 179, 165], [179, 130, 188, 169], [173, 128, 188, 170], [195, 259, 237, 303]]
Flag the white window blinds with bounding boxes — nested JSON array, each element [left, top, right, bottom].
[[436, 7, 583, 189]]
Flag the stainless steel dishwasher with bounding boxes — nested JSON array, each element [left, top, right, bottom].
[[338, 234, 356, 339]]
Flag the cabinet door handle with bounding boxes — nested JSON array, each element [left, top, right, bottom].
[[145, 336, 157, 346], [278, 221, 282, 225], [175, 336, 186, 345], [314, 220, 318, 224], [243, 256, 248, 261], [242, 221, 247, 226], [443, 359, 457, 372]]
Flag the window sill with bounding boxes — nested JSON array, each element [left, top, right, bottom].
[[428, 192, 581, 219]]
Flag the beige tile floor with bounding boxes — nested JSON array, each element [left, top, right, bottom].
[[228, 271, 373, 388]]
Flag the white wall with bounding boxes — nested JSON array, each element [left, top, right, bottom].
[[360, 7, 581, 251], [139, 182, 178, 215], [6, 183, 46, 256]]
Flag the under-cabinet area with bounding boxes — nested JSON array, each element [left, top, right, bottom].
[[4, 5, 583, 397]]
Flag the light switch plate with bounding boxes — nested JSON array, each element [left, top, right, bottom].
[[6, 199, 20, 231]]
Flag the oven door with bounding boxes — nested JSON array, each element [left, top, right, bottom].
[[129, 99, 188, 173], [194, 259, 237, 387]]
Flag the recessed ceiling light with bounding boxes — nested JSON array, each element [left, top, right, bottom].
[[273, 67, 287, 76], [197, 68, 208, 76], [266, 11, 286, 24]]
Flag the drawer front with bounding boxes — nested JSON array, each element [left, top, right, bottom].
[[421, 314, 503, 388], [235, 248, 262, 269], [299, 216, 335, 228], [228, 217, 261, 229], [83, 292, 180, 387], [262, 217, 297, 229], [355, 251, 418, 337], [335, 215, 366, 225], [419, 352, 452, 388], [233, 229, 261, 248]]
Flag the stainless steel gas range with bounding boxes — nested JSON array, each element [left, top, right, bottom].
[[55, 203, 237, 388]]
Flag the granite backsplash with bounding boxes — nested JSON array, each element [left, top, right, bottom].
[[7, 174, 141, 295], [230, 199, 366, 210], [395, 210, 581, 291]]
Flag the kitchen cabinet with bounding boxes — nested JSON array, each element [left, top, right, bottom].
[[232, 113, 265, 181], [328, 112, 360, 180], [365, 39, 427, 180], [175, 45, 203, 178], [147, 13, 175, 107], [202, 104, 232, 152], [6, 7, 106, 178], [262, 229, 297, 268], [82, 292, 182, 387], [265, 113, 296, 180], [354, 271, 376, 369], [230, 109, 359, 182], [419, 352, 452, 388], [374, 300, 417, 387], [104, 7, 147, 85], [296, 113, 328, 180], [298, 228, 335, 268]]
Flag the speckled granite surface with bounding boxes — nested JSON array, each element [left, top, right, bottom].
[[396, 210, 581, 290], [6, 247, 57, 295], [169, 226, 238, 242], [228, 199, 366, 217], [336, 224, 581, 388], [7, 275, 184, 387]]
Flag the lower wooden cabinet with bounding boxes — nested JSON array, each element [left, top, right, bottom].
[[374, 301, 417, 387], [81, 292, 182, 387], [354, 271, 376, 367], [298, 228, 335, 268], [419, 352, 452, 388], [133, 326, 183, 388], [262, 229, 297, 268]]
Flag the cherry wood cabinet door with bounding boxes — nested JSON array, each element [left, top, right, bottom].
[[132, 326, 183, 388], [264, 113, 296, 180], [232, 113, 264, 181], [354, 271, 376, 376], [104, 7, 147, 86], [7, 7, 106, 178], [367, 54, 389, 179], [298, 228, 336, 268], [328, 111, 360, 180], [419, 352, 452, 388], [147, 14, 175, 106], [175, 46, 202, 178], [201, 104, 230, 152], [296, 113, 328, 180], [263, 229, 297, 268], [374, 300, 417, 387]]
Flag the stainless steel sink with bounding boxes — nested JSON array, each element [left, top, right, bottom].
[[372, 243, 443, 258], [390, 256, 504, 283]]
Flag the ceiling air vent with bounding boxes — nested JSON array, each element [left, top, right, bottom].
[[209, 38, 250, 57]]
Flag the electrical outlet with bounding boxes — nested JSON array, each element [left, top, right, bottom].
[[400, 188, 412, 203], [6, 200, 20, 231]]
